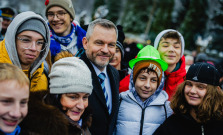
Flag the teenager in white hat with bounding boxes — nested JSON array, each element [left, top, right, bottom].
[[154, 29, 186, 100]]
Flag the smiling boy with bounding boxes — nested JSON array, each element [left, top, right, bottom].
[[115, 45, 173, 135], [45, 0, 86, 62], [154, 29, 186, 99], [0, 63, 29, 135]]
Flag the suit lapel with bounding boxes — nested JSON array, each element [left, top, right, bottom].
[[80, 53, 109, 112], [107, 65, 119, 118]]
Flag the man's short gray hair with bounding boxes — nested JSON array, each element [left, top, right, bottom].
[[86, 19, 118, 40]]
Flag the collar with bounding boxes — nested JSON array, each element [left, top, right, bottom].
[[90, 61, 108, 77], [172, 61, 181, 72]]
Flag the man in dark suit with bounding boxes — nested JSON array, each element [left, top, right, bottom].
[[80, 18, 119, 135]]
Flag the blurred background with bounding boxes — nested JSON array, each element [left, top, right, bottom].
[[1, 0, 223, 61]]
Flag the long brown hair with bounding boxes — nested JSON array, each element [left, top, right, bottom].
[[170, 81, 223, 123]]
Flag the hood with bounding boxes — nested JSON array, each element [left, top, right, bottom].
[[4, 11, 50, 76], [153, 29, 185, 58], [128, 68, 166, 108]]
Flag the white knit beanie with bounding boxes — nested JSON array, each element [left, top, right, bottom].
[[153, 29, 185, 58], [49, 57, 93, 94]]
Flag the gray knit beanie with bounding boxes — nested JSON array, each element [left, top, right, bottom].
[[45, 0, 75, 20], [16, 19, 47, 41], [49, 57, 93, 94]]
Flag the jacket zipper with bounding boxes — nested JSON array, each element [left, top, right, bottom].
[[201, 125, 204, 135], [126, 95, 165, 135], [127, 95, 145, 135], [139, 108, 145, 135]]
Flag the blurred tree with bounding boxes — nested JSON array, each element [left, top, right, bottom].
[[212, 1, 223, 25], [120, 0, 153, 34], [92, 0, 105, 20], [179, 0, 208, 50], [172, 0, 190, 29], [208, 0, 223, 52], [150, 0, 175, 42], [106, 0, 122, 23]]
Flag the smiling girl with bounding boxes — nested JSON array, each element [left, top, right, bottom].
[[154, 62, 223, 135]]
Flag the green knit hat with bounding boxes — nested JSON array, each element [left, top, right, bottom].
[[129, 45, 168, 71], [45, 0, 75, 20]]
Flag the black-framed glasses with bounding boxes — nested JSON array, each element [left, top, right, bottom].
[[46, 11, 68, 19], [17, 36, 47, 52]]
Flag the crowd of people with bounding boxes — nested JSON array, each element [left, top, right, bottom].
[[0, 0, 223, 135]]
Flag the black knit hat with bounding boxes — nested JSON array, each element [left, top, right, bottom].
[[186, 62, 220, 86], [116, 25, 125, 59]]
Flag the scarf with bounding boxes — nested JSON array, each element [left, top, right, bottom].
[[0, 126, 21, 135], [49, 23, 75, 57], [49, 22, 87, 58], [51, 23, 75, 46]]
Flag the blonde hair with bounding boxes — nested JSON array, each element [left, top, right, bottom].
[[0, 63, 30, 86]]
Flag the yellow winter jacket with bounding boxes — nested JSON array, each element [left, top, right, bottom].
[[0, 40, 48, 91]]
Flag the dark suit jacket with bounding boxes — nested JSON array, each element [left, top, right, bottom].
[[80, 53, 120, 135]]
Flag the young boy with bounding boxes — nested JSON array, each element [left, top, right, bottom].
[[45, 0, 86, 62], [115, 45, 173, 135], [154, 29, 186, 99], [0, 63, 29, 135]]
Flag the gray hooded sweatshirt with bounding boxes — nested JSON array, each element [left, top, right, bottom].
[[4, 11, 50, 77]]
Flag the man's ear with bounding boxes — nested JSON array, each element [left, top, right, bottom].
[[82, 37, 88, 50]]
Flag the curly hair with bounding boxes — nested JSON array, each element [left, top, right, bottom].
[[170, 81, 223, 123]]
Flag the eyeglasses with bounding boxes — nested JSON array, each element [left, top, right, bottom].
[[46, 11, 68, 19], [17, 36, 47, 52]]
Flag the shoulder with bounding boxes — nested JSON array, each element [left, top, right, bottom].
[[73, 22, 86, 35], [108, 64, 119, 77], [120, 90, 131, 99], [152, 90, 169, 104], [20, 91, 69, 135]]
